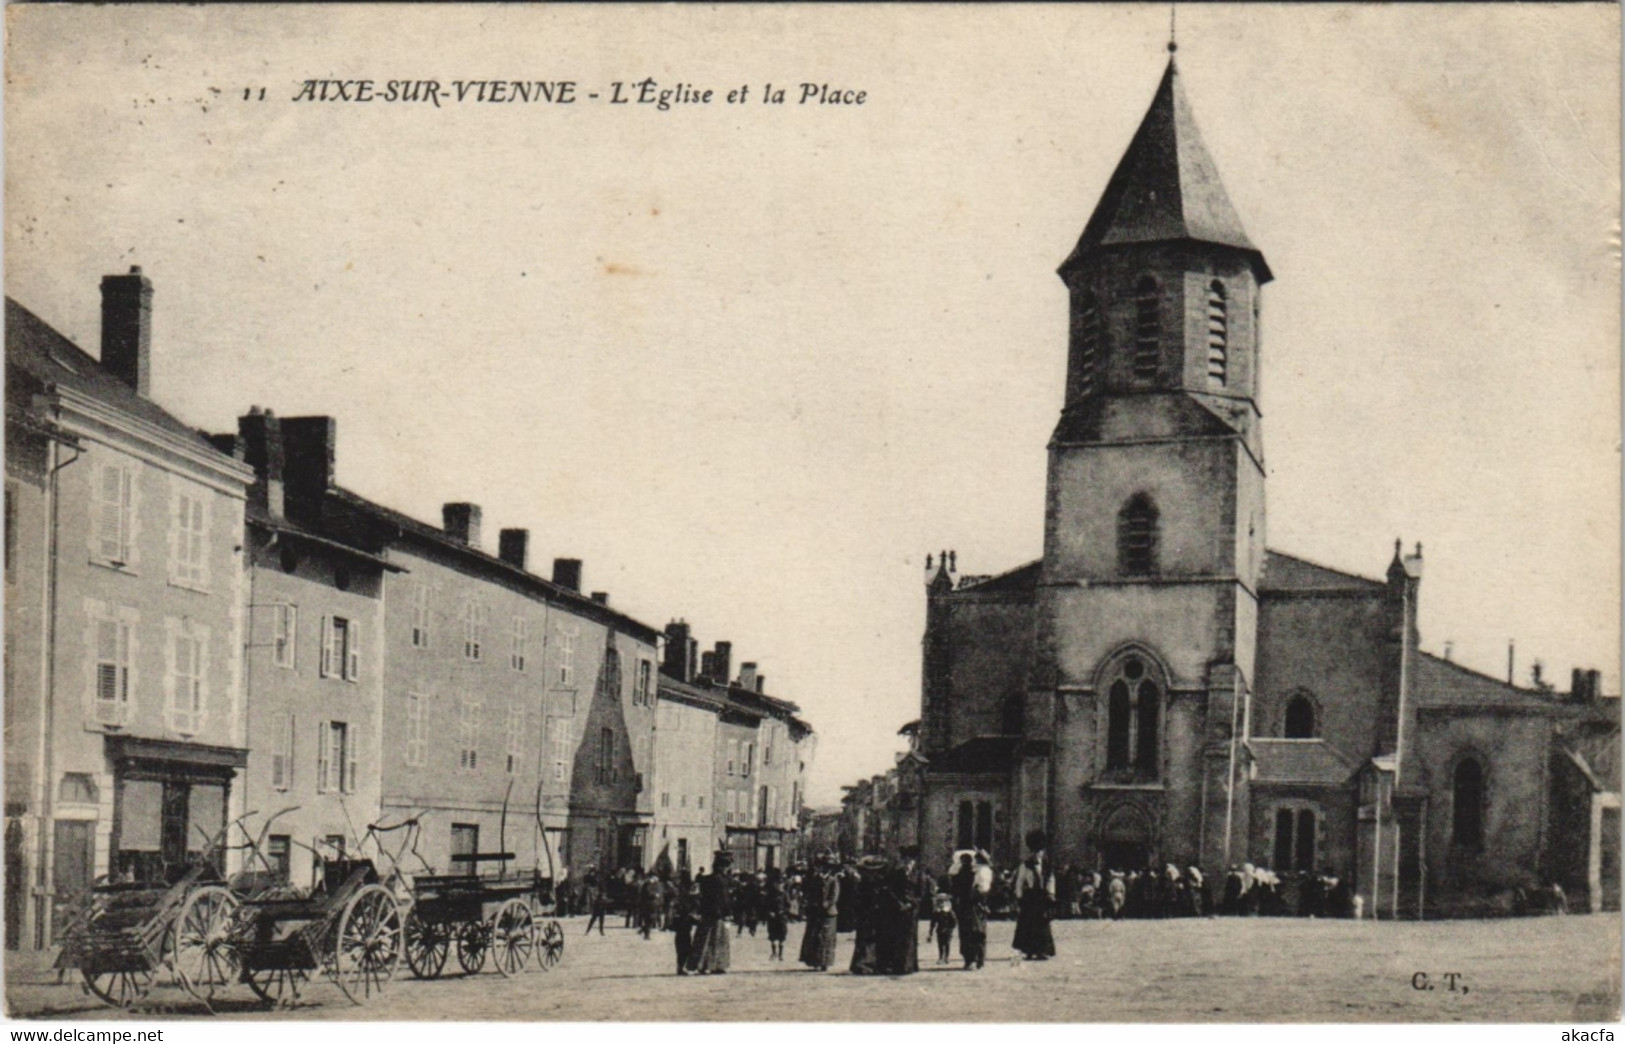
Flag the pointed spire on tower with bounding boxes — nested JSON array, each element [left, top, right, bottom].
[[1061, 53, 1270, 282]]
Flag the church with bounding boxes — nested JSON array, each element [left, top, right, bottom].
[[908, 54, 1618, 918]]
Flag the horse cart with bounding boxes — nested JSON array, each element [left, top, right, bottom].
[[401, 855, 564, 978], [227, 856, 403, 1008]]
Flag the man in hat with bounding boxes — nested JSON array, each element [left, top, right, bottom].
[[1012, 829, 1056, 959]]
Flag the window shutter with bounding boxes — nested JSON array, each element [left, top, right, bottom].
[[319, 616, 334, 677], [345, 727, 358, 794], [98, 467, 123, 559], [317, 721, 331, 793], [345, 620, 359, 681]]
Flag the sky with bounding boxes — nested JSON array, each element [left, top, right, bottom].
[[6, 4, 1619, 807]]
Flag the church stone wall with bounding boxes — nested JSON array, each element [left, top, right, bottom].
[[1255, 592, 1388, 757], [1046, 584, 1224, 691], [1415, 711, 1551, 897], [938, 597, 1033, 747]]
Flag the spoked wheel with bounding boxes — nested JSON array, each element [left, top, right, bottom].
[[82, 967, 154, 1009], [331, 884, 402, 1005], [403, 907, 450, 979], [490, 899, 537, 976], [170, 885, 240, 1010], [243, 965, 310, 1008], [537, 919, 564, 969], [455, 919, 489, 975]]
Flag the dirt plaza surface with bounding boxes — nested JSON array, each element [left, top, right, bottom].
[[6, 914, 1619, 1023]]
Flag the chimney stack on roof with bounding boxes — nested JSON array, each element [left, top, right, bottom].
[[590, 591, 609, 605], [664, 620, 697, 683], [713, 642, 732, 688], [238, 407, 287, 520], [442, 503, 482, 550], [552, 558, 582, 592], [280, 416, 337, 501], [498, 528, 529, 570], [100, 266, 153, 397], [739, 662, 758, 692]]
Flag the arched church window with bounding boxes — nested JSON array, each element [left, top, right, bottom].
[[1074, 291, 1103, 397], [1117, 494, 1159, 576], [1103, 654, 1162, 779], [1452, 757, 1485, 850], [1133, 276, 1161, 380], [1283, 694, 1316, 739], [1206, 281, 1228, 385], [1272, 807, 1318, 871]]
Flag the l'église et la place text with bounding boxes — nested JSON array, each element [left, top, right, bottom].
[[289, 79, 866, 109]]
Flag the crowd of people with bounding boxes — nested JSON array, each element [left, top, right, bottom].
[[549, 835, 1360, 978]]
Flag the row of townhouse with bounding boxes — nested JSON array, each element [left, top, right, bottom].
[[3, 269, 814, 950], [834, 723, 926, 864]]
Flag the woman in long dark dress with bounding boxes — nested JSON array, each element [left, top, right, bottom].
[[798, 859, 839, 970], [835, 864, 859, 933], [874, 862, 919, 975], [763, 868, 789, 960], [686, 855, 734, 974], [847, 860, 883, 974], [1012, 833, 1056, 960]]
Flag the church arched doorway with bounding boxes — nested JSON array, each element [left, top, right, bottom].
[[1096, 802, 1154, 872]]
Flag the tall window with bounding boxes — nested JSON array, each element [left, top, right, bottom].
[[271, 712, 295, 790], [1206, 281, 1228, 385], [1074, 291, 1103, 397], [94, 461, 135, 566], [1117, 494, 1159, 576], [510, 615, 527, 671], [1452, 757, 1485, 849], [170, 486, 208, 588], [267, 835, 291, 883], [727, 740, 738, 776], [601, 647, 621, 700], [547, 717, 571, 783], [410, 583, 431, 648], [597, 727, 615, 784], [744, 742, 754, 777], [956, 800, 993, 850], [320, 616, 359, 681], [5, 481, 17, 586], [1133, 276, 1161, 380], [1103, 654, 1162, 778], [556, 626, 577, 686], [165, 621, 206, 734], [317, 721, 355, 793], [91, 609, 134, 726], [458, 701, 479, 770], [405, 693, 427, 767], [634, 659, 652, 706], [1273, 807, 1317, 871], [462, 601, 487, 660], [505, 702, 524, 773], [1284, 694, 1316, 739], [273, 603, 297, 669]]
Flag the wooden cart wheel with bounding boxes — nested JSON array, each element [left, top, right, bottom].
[[537, 919, 565, 969], [331, 883, 402, 1005], [82, 967, 154, 1009], [454, 918, 489, 975], [490, 899, 537, 977], [403, 906, 450, 979], [170, 885, 239, 1009], [243, 966, 309, 1009]]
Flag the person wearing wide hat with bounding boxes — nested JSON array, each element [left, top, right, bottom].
[[1012, 829, 1057, 960]]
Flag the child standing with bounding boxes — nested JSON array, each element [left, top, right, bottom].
[[926, 891, 957, 964]]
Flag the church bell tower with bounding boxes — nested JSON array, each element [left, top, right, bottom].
[[1022, 53, 1273, 873]]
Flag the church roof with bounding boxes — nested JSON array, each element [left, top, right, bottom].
[[1411, 652, 1562, 710], [955, 559, 1043, 596], [1248, 738, 1359, 786], [1259, 550, 1384, 593], [1062, 59, 1270, 282]]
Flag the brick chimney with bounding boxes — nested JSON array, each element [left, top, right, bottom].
[[442, 503, 482, 549], [238, 407, 286, 520], [700, 650, 717, 681], [281, 416, 337, 502], [664, 620, 696, 682], [100, 266, 153, 397], [713, 642, 732, 688], [552, 558, 582, 592], [755, 674, 766, 694], [739, 662, 758, 692], [498, 528, 529, 570]]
